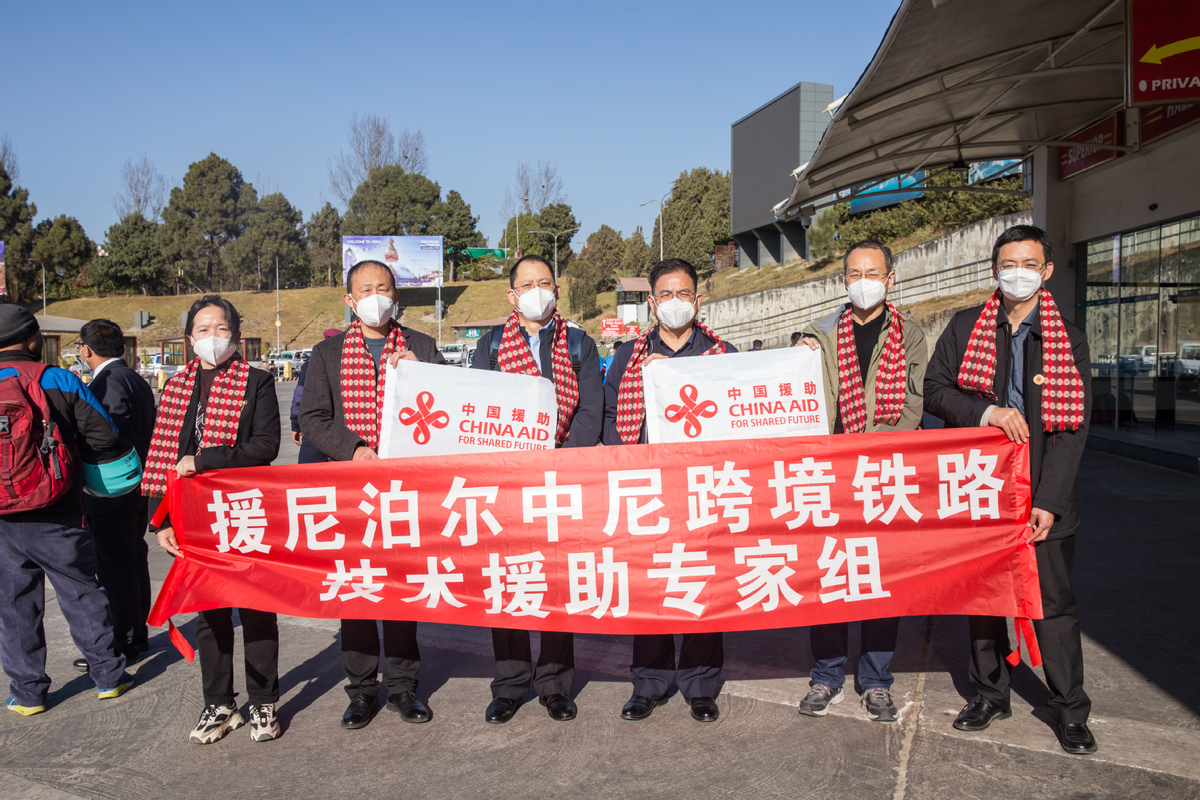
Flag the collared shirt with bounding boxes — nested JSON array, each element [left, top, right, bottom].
[[524, 317, 556, 376], [1006, 305, 1039, 418], [90, 357, 122, 380]]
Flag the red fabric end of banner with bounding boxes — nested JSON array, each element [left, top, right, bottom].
[[167, 619, 195, 663], [1007, 617, 1043, 668]]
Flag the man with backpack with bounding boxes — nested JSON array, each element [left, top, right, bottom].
[[470, 255, 604, 724], [0, 305, 136, 715]]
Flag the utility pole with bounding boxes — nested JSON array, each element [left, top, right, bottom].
[[529, 226, 581, 282], [640, 189, 671, 261], [274, 256, 280, 354]]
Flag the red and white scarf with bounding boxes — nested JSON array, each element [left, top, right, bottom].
[[836, 302, 907, 433], [143, 355, 250, 497], [614, 322, 727, 445], [340, 319, 407, 451], [957, 289, 1085, 432], [495, 312, 579, 446]]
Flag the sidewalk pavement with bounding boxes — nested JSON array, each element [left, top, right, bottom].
[[0, 384, 1196, 799]]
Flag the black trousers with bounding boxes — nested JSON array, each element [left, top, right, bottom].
[[491, 628, 574, 699], [968, 535, 1091, 724], [630, 632, 723, 700], [297, 439, 329, 464], [88, 499, 151, 655], [195, 607, 279, 707], [341, 619, 420, 699]]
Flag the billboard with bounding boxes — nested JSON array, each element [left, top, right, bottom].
[[1127, 0, 1200, 106], [1058, 113, 1123, 180], [968, 159, 1022, 185], [341, 236, 443, 288], [848, 172, 925, 215], [0, 242, 5, 296]]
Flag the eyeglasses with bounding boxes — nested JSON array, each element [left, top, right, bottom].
[[845, 271, 887, 282], [654, 289, 696, 302], [514, 279, 555, 293], [997, 260, 1047, 272]]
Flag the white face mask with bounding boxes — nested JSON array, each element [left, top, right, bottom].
[[517, 286, 556, 321], [847, 278, 887, 310], [997, 267, 1043, 302], [192, 336, 236, 366], [354, 293, 396, 327], [656, 297, 696, 330]]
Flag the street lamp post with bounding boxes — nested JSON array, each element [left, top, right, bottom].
[[275, 256, 281, 354], [639, 189, 671, 261], [529, 226, 581, 282], [514, 195, 529, 260]]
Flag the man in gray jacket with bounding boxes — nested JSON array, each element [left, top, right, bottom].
[[300, 260, 446, 731], [795, 240, 927, 723]]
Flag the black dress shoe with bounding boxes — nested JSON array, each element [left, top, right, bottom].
[[486, 697, 522, 724], [539, 693, 577, 721], [341, 693, 379, 729], [1058, 722, 1098, 755], [386, 691, 432, 724], [953, 696, 1011, 732], [689, 696, 719, 722], [621, 695, 667, 721], [72, 657, 89, 673]]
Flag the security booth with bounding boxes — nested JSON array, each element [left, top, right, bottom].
[[159, 336, 263, 366], [34, 315, 86, 367], [124, 336, 138, 370], [40, 334, 61, 366], [241, 337, 263, 366], [616, 277, 650, 325]]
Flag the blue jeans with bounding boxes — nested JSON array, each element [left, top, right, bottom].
[[809, 618, 899, 691], [0, 517, 126, 705]]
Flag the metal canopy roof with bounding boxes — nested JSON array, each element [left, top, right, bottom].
[[775, 0, 1127, 221]]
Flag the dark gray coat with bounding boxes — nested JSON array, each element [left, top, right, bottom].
[[299, 325, 446, 461]]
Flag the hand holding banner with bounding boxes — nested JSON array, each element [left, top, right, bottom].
[[644, 348, 828, 443]]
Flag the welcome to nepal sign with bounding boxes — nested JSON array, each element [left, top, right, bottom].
[[148, 428, 1040, 657]]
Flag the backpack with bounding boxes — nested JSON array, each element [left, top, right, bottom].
[[0, 361, 81, 514], [489, 325, 585, 375]]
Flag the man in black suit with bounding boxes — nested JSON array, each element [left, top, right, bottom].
[[75, 319, 157, 669]]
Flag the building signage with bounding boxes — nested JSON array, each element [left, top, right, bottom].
[[1140, 102, 1200, 144], [1127, 0, 1200, 106], [1057, 114, 1123, 180], [601, 318, 624, 338]]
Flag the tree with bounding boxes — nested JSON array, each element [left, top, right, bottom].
[[499, 212, 540, 259], [431, 189, 480, 280], [226, 192, 307, 290], [500, 160, 565, 222], [328, 113, 428, 206], [31, 215, 94, 301], [341, 165, 441, 237], [0, 135, 19, 184], [0, 164, 37, 301], [567, 225, 623, 321], [305, 202, 342, 287], [161, 153, 257, 292], [97, 214, 169, 295], [621, 225, 654, 277], [650, 168, 732, 269], [805, 208, 840, 261], [112, 156, 168, 222], [500, 203, 579, 271]]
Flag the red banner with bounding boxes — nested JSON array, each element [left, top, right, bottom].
[[1058, 113, 1123, 180], [1127, 0, 1200, 106], [149, 428, 1039, 642]]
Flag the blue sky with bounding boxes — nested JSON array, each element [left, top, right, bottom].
[[5, 0, 897, 249]]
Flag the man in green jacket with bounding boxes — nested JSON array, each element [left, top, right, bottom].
[[794, 240, 928, 722]]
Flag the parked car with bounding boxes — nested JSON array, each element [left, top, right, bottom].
[[440, 343, 468, 367], [137, 353, 180, 381]]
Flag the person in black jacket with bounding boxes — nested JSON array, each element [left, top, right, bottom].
[[73, 319, 157, 672], [923, 225, 1096, 756], [0, 305, 136, 716], [603, 259, 738, 724], [288, 329, 340, 464], [148, 297, 282, 745], [469, 255, 603, 724], [299, 260, 445, 731]]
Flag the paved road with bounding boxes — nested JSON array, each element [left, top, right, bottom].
[[1, 383, 1197, 799]]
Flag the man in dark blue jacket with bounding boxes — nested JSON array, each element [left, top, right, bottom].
[[74, 319, 157, 669], [0, 305, 135, 716], [603, 258, 738, 724], [470, 255, 603, 724]]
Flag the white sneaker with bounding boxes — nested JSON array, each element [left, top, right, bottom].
[[189, 704, 244, 744], [248, 703, 280, 742]]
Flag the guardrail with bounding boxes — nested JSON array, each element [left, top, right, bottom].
[[714, 258, 993, 343]]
